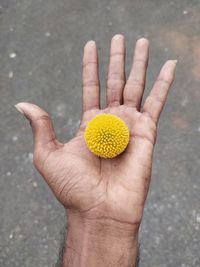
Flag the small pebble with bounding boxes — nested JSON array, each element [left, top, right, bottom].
[[196, 215, 200, 223], [45, 31, 51, 37], [183, 10, 188, 15], [167, 226, 172, 231], [33, 182, 38, 188], [12, 136, 18, 142], [6, 171, 11, 176], [9, 71, 13, 78], [9, 52, 17, 58], [28, 152, 33, 161]]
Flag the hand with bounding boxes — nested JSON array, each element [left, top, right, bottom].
[[16, 35, 177, 267]]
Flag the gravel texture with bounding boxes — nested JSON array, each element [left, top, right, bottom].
[[0, 0, 200, 266]]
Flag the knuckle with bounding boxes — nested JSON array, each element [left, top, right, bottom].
[[148, 94, 164, 105], [107, 78, 124, 90], [31, 114, 50, 124], [108, 71, 124, 80], [82, 61, 97, 68], [127, 78, 144, 89], [110, 52, 124, 58], [83, 80, 99, 88], [156, 77, 172, 86], [134, 58, 147, 66]]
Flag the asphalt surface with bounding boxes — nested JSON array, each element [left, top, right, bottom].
[[0, 0, 200, 266]]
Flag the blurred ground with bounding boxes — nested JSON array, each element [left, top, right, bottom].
[[0, 0, 200, 266]]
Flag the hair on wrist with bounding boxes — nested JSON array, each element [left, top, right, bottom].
[[55, 224, 66, 267]]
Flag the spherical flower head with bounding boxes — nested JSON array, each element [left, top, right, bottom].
[[84, 114, 130, 158]]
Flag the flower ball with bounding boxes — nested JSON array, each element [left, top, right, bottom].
[[84, 114, 130, 158]]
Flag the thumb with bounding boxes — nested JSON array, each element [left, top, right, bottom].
[[15, 102, 60, 161]]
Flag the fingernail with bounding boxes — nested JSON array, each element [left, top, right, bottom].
[[137, 37, 149, 44], [85, 40, 96, 47], [15, 104, 25, 115], [173, 60, 178, 65], [113, 34, 124, 41]]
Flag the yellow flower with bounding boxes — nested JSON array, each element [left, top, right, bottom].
[[84, 114, 130, 158]]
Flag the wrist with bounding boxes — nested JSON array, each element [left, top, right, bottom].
[[63, 212, 139, 267]]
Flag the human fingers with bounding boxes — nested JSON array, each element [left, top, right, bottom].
[[107, 34, 125, 107], [142, 60, 177, 124], [82, 41, 100, 112], [123, 38, 149, 109], [15, 102, 61, 168]]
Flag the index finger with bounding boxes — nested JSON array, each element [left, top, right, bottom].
[[142, 60, 177, 124], [82, 41, 100, 112]]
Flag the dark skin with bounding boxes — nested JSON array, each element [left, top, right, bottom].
[[16, 35, 177, 266]]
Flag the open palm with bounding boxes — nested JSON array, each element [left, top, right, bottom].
[[16, 35, 177, 228]]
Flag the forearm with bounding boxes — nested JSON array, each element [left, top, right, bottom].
[[62, 213, 139, 267]]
